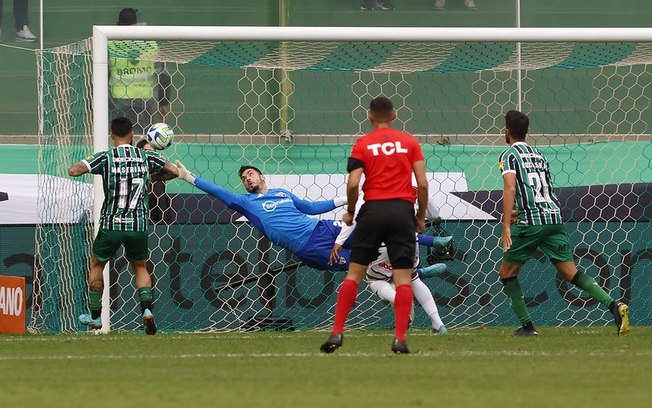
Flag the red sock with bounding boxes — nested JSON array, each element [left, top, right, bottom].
[[332, 279, 358, 335], [394, 284, 413, 342]]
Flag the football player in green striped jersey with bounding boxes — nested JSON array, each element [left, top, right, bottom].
[[497, 110, 629, 336], [68, 117, 179, 334]]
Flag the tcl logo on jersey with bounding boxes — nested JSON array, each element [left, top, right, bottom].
[[367, 141, 408, 156]]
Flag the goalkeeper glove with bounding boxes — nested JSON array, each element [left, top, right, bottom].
[[333, 196, 347, 207], [175, 160, 196, 184]]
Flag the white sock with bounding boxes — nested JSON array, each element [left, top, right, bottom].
[[368, 280, 396, 304], [412, 277, 445, 329]]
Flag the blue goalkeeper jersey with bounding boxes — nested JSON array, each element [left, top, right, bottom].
[[195, 177, 337, 254]]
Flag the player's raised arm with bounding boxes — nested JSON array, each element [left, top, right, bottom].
[[151, 162, 179, 181], [146, 149, 179, 181], [68, 161, 90, 177], [175, 160, 242, 207], [69, 149, 110, 177]]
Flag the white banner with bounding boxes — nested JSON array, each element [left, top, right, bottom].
[[0, 172, 495, 225], [0, 174, 92, 225]]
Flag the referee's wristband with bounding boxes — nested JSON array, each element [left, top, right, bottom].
[[346, 208, 355, 214]]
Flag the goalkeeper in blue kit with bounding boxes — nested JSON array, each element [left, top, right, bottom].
[[175, 161, 451, 272]]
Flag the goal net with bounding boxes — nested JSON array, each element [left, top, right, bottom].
[[31, 27, 651, 333]]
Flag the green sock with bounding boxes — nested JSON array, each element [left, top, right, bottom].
[[573, 272, 614, 308], [89, 291, 102, 319], [138, 287, 154, 313], [501, 277, 532, 325], [138, 287, 153, 302]]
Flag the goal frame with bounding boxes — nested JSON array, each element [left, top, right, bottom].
[[90, 26, 652, 333]]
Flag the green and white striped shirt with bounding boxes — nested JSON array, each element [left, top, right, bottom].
[[83, 144, 166, 232], [498, 141, 562, 225]]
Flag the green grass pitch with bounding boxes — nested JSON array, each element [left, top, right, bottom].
[[1, 327, 650, 408]]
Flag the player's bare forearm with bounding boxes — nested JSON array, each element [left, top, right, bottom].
[[68, 162, 88, 177], [415, 186, 428, 233], [413, 160, 428, 221], [328, 243, 342, 266], [416, 185, 428, 221], [346, 186, 358, 213], [151, 169, 176, 181], [346, 168, 363, 214], [501, 174, 517, 227], [501, 173, 516, 250], [152, 162, 179, 181], [503, 210, 518, 224]]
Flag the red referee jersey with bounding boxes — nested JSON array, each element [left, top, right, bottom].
[[350, 127, 424, 203]]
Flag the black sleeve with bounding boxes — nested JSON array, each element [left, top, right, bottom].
[[347, 157, 364, 173]]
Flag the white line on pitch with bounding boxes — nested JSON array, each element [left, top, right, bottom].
[[1, 349, 649, 361]]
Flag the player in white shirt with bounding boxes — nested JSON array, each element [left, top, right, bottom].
[[330, 195, 450, 334]]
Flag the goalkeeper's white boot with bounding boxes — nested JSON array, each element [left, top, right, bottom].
[[79, 313, 102, 330], [143, 308, 157, 335], [432, 325, 448, 335]]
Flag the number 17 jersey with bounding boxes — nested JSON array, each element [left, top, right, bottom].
[[84, 144, 166, 232], [498, 141, 562, 225]]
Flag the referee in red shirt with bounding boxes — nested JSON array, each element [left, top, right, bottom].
[[320, 96, 428, 354]]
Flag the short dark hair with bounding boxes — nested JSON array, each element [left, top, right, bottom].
[[369, 96, 394, 119], [117, 8, 138, 25], [111, 117, 134, 138], [238, 165, 263, 178], [505, 110, 529, 140], [135, 138, 149, 149]]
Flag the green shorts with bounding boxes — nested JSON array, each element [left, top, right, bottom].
[[503, 223, 574, 265], [92, 229, 148, 262]]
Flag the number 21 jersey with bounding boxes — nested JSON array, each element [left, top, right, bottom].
[[498, 141, 562, 225]]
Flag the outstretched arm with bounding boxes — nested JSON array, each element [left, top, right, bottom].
[[151, 162, 179, 181], [194, 178, 243, 207], [175, 160, 241, 207], [68, 161, 89, 177], [291, 193, 343, 215]]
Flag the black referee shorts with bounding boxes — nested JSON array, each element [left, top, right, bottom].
[[349, 199, 416, 269]]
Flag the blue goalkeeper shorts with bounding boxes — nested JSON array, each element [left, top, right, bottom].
[[295, 220, 353, 271]]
